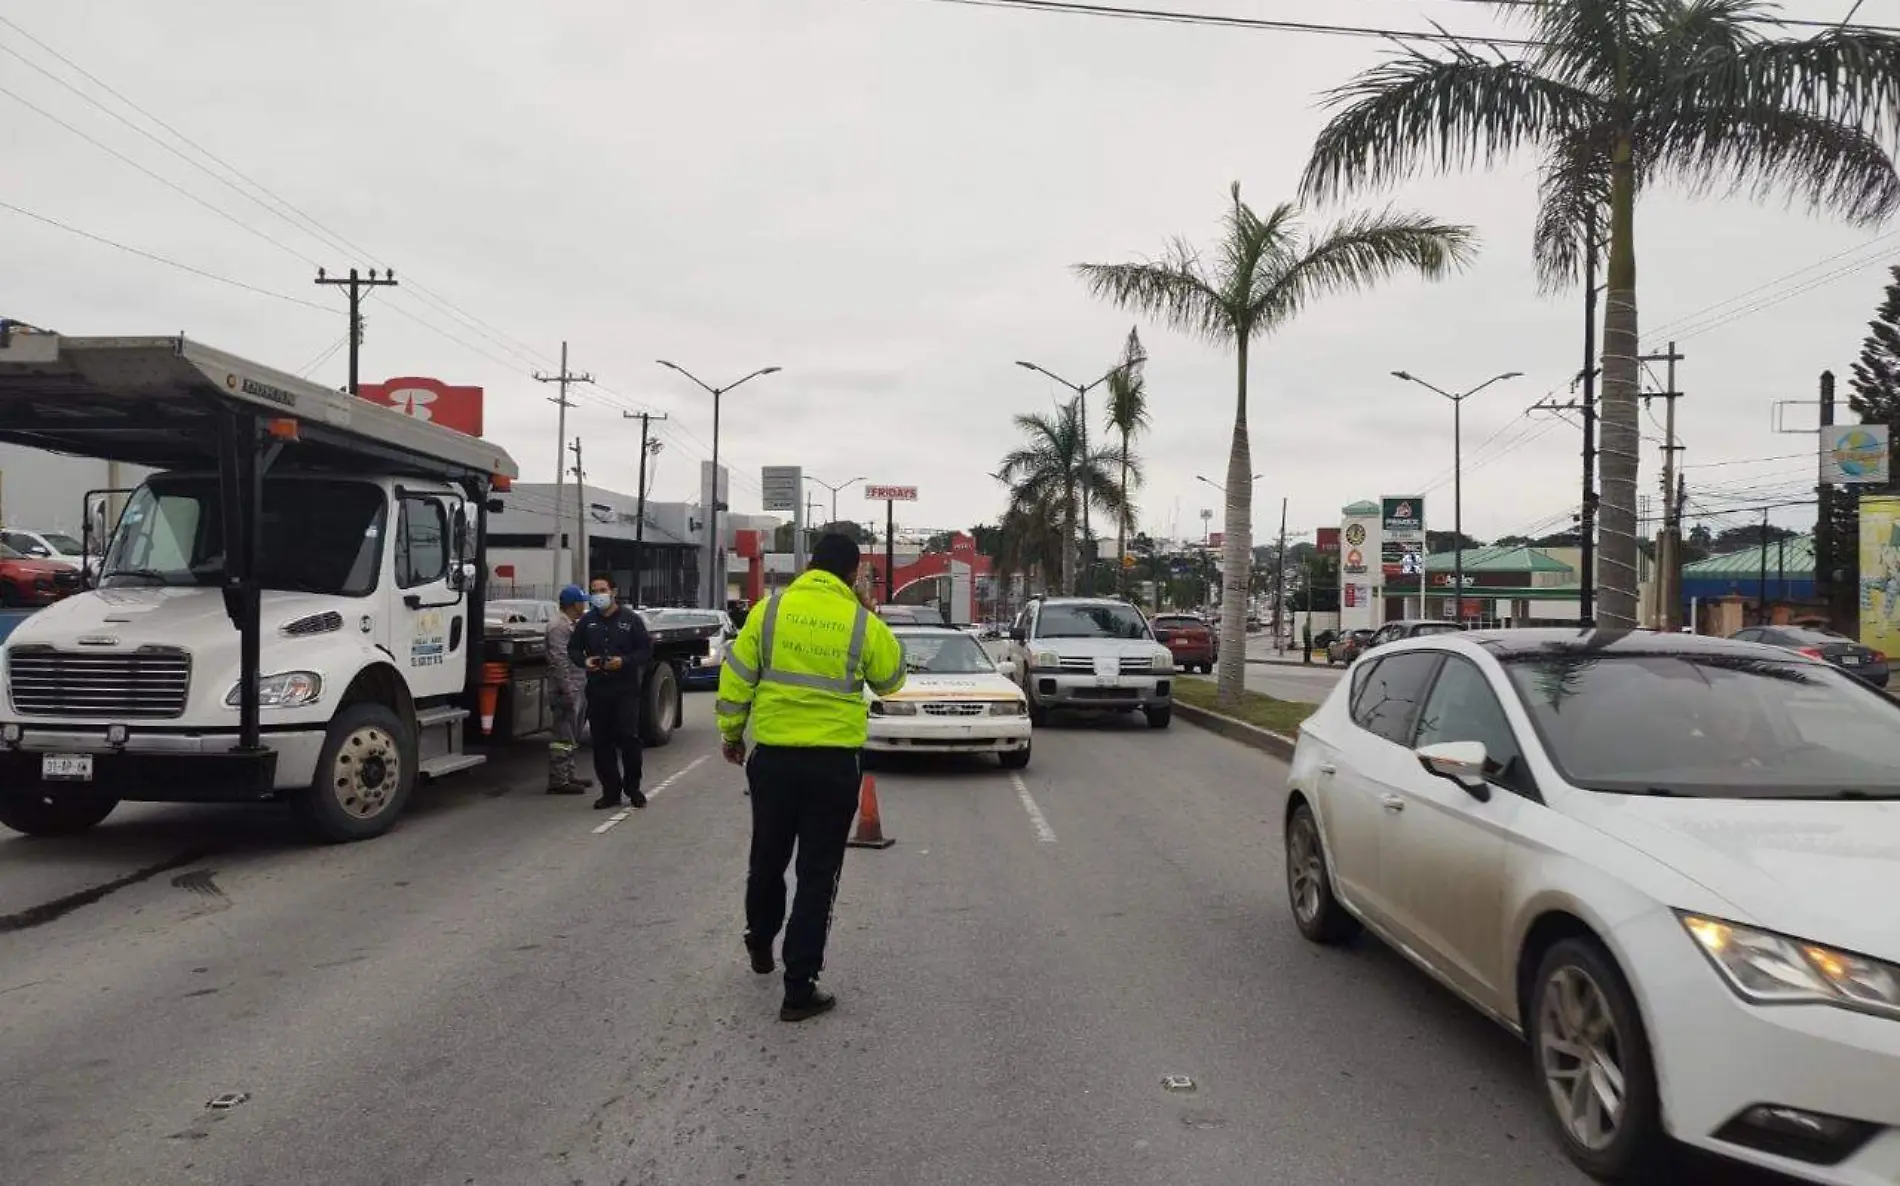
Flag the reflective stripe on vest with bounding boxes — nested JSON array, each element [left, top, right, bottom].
[[723, 652, 759, 685], [715, 698, 750, 717], [757, 594, 868, 695]]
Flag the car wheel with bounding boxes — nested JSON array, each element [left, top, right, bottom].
[[1284, 800, 1360, 944], [294, 702, 415, 843], [1144, 706, 1171, 729], [1529, 938, 1669, 1182], [999, 743, 1030, 771], [0, 786, 120, 837], [1028, 702, 1049, 728]]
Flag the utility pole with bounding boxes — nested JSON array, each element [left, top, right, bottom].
[[534, 341, 592, 594], [1816, 370, 1837, 626], [623, 410, 669, 606], [568, 437, 587, 587], [1640, 342, 1686, 629], [1272, 497, 1289, 653], [1580, 209, 1600, 626], [314, 267, 398, 395]]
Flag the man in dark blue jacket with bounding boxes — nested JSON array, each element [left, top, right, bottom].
[[567, 572, 654, 810]]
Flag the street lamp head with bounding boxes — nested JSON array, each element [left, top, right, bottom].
[[656, 359, 679, 371], [760, 366, 783, 376], [1391, 370, 1413, 381], [1501, 371, 1524, 380], [1014, 361, 1038, 371]]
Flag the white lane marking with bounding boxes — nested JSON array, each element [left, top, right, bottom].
[[1010, 773, 1057, 844], [591, 755, 710, 834]]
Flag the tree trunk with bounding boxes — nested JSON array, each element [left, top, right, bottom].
[[1216, 337, 1253, 705], [1117, 435, 1130, 596], [1060, 484, 1077, 596], [1597, 131, 1641, 630]]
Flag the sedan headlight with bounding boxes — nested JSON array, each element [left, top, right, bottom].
[[1679, 913, 1900, 1020], [1031, 649, 1062, 670], [226, 671, 323, 709], [989, 700, 1027, 716], [870, 700, 917, 717]]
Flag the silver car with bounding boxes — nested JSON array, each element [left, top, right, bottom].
[[1005, 597, 1175, 729]]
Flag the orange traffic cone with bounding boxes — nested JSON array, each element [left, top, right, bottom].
[[846, 774, 895, 849], [477, 682, 499, 736]]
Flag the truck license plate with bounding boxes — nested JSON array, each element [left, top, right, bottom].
[[1095, 675, 1118, 688], [42, 753, 94, 781]]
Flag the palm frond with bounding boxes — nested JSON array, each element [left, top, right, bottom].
[[1703, 29, 1900, 148], [1255, 208, 1478, 332], [1532, 127, 1611, 292], [1639, 104, 1900, 223], [1301, 52, 1599, 203], [1528, 0, 1667, 92], [1221, 188, 1301, 315], [1072, 247, 1233, 345]]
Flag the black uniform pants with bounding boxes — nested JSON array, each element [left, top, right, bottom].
[[744, 745, 861, 989], [585, 680, 644, 800]]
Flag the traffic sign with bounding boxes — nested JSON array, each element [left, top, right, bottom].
[[761, 465, 802, 512], [865, 484, 918, 501]]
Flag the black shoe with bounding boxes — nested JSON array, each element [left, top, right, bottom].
[[573, 775, 595, 788], [592, 794, 622, 810], [744, 938, 775, 975], [628, 790, 648, 809], [780, 986, 836, 1022], [546, 782, 587, 796]]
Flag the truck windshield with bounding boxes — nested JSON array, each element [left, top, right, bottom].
[[1034, 604, 1151, 640], [102, 477, 387, 596]]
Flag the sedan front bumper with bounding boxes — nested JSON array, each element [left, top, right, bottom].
[[866, 715, 1031, 754]]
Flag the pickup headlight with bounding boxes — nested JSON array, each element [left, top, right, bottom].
[[1031, 649, 1062, 670], [226, 671, 323, 709], [1679, 913, 1900, 1020], [870, 700, 917, 717], [1152, 648, 1175, 673], [989, 700, 1027, 716]]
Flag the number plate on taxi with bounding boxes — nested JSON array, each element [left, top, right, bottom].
[[42, 754, 93, 781]]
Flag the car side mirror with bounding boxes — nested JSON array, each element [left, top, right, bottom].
[[448, 560, 476, 593], [1416, 740, 1491, 800], [1009, 627, 1025, 643], [996, 658, 1017, 679]]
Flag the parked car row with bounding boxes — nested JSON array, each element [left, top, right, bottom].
[[1286, 627, 1900, 1184]]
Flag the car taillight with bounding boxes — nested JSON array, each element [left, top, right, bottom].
[[1875, 651, 1889, 664], [1797, 646, 1826, 659]]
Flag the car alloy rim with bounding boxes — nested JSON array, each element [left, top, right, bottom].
[[333, 725, 400, 820], [1538, 965, 1626, 1151], [1287, 812, 1324, 923]]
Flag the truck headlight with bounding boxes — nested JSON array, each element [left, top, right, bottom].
[[989, 701, 1027, 717], [870, 700, 917, 717], [1152, 649, 1175, 673], [1031, 649, 1061, 670], [1679, 913, 1900, 1020], [226, 671, 323, 709]]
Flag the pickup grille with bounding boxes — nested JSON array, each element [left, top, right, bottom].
[[1057, 656, 1095, 672], [1119, 655, 1154, 673], [921, 702, 986, 717], [6, 645, 191, 719]]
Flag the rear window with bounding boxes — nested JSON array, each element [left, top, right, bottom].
[[1154, 617, 1204, 630]]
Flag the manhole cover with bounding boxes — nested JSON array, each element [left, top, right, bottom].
[[1160, 1074, 1196, 1093]]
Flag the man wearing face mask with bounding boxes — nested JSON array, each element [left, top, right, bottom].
[[568, 573, 654, 810]]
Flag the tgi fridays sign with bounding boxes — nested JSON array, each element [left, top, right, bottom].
[[865, 484, 918, 502]]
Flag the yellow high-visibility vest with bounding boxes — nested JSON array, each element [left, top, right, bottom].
[[716, 570, 906, 748]]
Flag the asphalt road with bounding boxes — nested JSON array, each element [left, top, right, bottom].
[[1236, 654, 1348, 705], [0, 704, 1789, 1185]]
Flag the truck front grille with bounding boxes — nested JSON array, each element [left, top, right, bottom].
[[1057, 656, 1094, 672], [1119, 655, 1154, 673], [6, 645, 192, 719]]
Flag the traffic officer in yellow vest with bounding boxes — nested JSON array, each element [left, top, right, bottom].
[[717, 533, 906, 1022]]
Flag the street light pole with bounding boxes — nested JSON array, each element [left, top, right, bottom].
[[807, 474, 866, 531], [1390, 370, 1522, 622], [656, 360, 782, 609], [1015, 353, 1145, 594]]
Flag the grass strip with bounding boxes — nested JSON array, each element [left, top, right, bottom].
[[1173, 677, 1316, 736]]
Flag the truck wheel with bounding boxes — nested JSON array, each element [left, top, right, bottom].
[[640, 662, 680, 748], [0, 787, 120, 837], [295, 702, 415, 843], [1145, 706, 1173, 729], [1028, 701, 1049, 728]]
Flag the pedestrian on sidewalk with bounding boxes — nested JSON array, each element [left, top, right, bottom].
[[568, 573, 654, 811], [544, 584, 595, 797], [717, 533, 907, 1022]]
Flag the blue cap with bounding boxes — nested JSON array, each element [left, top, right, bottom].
[[558, 584, 587, 607]]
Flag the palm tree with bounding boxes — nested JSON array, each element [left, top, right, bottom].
[[997, 399, 1136, 595], [1077, 184, 1473, 702], [1103, 326, 1151, 596], [996, 499, 1065, 603], [1301, 0, 1900, 629]]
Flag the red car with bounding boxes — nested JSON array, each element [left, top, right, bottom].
[[1152, 613, 1218, 673], [0, 543, 80, 606]]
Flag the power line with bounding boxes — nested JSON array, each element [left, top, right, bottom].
[[1645, 229, 1900, 342], [910, 0, 1542, 45], [1422, 0, 1900, 34], [0, 199, 332, 313]]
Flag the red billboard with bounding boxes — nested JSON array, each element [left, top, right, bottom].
[[357, 376, 484, 437], [1208, 531, 1225, 549], [1316, 526, 1340, 554]]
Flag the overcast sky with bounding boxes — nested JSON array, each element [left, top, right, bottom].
[[8, 0, 1898, 548]]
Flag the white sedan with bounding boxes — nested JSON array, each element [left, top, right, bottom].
[[867, 626, 1031, 769], [1284, 628, 1900, 1183]]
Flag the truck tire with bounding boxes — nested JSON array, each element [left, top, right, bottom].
[[640, 662, 680, 748], [295, 702, 415, 843], [0, 787, 120, 837]]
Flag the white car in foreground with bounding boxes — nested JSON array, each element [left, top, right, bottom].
[[1284, 628, 1900, 1183], [867, 626, 1031, 769]]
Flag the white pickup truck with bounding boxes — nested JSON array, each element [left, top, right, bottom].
[[0, 331, 715, 842]]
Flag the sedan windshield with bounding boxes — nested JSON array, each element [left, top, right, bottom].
[[102, 477, 386, 596], [1504, 651, 1900, 798], [40, 533, 85, 555], [1035, 604, 1150, 640], [895, 632, 995, 674]]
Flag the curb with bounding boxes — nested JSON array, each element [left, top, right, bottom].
[[1172, 701, 1297, 760], [1244, 655, 1330, 668]]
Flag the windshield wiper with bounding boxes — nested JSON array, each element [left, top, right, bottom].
[[103, 568, 176, 585]]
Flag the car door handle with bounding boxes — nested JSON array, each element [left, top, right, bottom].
[[1380, 794, 1406, 812], [1318, 763, 1337, 775]]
